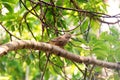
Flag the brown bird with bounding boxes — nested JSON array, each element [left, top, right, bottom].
[[48, 33, 71, 48], [46, 33, 71, 57]]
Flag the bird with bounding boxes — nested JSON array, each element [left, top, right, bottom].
[[46, 33, 71, 57], [48, 33, 71, 48]]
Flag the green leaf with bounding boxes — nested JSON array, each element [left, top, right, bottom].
[[11, 25, 15, 31], [26, 57, 31, 65], [56, 0, 63, 6], [92, 47, 108, 59], [29, 54, 35, 60], [77, 0, 88, 3], [1, 0, 19, 4], [3, 3, 14, 13], [45, 69, 50, 80], [80, 18, 89, 33]]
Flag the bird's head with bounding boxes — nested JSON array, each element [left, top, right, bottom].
[[64, 33, 71, 40]]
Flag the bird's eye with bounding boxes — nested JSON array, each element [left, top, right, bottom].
[[66, 36, 71, 39]]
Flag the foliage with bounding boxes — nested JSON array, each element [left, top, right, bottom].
[[0, 0, 120, 80]]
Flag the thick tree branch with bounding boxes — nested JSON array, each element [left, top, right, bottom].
[[0, 40, 120, 69]]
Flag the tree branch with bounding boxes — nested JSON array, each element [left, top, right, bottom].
[[0, 40, 120, 69], [30, 0, 120, 24], [0, 23, 21, 40]]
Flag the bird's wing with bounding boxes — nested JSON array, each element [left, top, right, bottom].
[[50, 37, 62, 42]]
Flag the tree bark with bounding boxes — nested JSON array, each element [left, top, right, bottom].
[[0, 40, 120, 69]]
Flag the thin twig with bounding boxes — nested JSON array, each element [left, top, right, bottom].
[[72, 61, 84, 75], [30, 0, 108, 16], [88, 65, 95, 80], [30, 0, 120, 24], [84, 64, 88, 80], [85, 18, 91, 42], [24, 16, 37, 40], [0, 23, 21, 40], [40, 54, 50, 80]]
